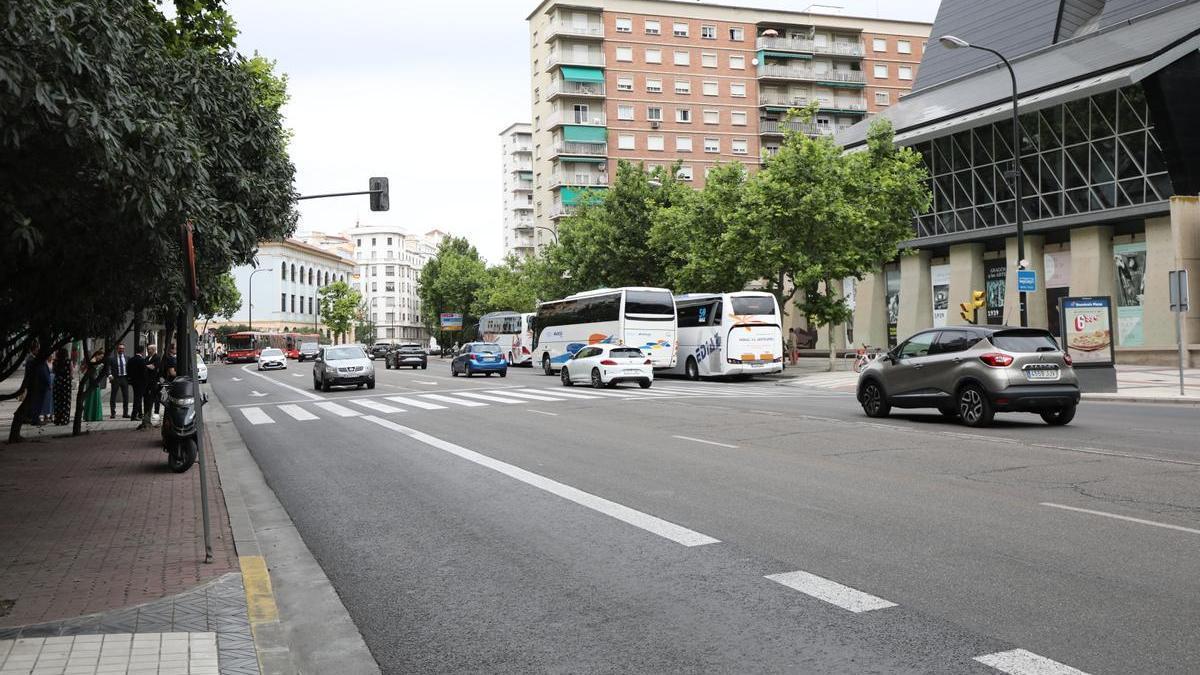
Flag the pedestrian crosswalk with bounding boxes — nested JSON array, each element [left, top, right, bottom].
[[235, 383, 796, 425], [788, 372, 859, 391]]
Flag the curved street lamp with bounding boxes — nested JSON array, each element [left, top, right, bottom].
[[937, 34, 1028, 327], [247, 267, 274, 332], [534, 225, 558, 245]]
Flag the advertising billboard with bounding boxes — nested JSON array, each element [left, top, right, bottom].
[[930, 264, 950, 328], [984, 259, 1005, 325], [439, 313, 464, 331], [1059, 297, 1114, 366]]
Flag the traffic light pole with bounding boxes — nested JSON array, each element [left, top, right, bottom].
[[297, 177, 390, 211]]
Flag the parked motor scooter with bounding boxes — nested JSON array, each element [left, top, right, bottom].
[[160, 376, 204, 472]]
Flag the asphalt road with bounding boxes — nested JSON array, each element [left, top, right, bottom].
[[209, 356, 1200, 674]]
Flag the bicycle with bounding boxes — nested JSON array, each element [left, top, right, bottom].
[[848, 344, 884, 373]]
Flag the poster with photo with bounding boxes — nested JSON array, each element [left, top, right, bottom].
[[930, 264, 950, 327], [1044, 251, 1071, 289], [1060, 296, 1114, 366], [1113, 242, 1146, 346], [843, 276, 856, 345], [885, 267, 900, 347], [984, 259, 1006, 325]]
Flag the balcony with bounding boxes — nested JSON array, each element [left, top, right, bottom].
[[759, 92, 813, 108], [550, 204, 578, 219], [546, 110, 606, 129], [823, 99, 868, 114], [545, 21, 605, 41], [511, 180, 533, 192], [547, 79, 606, 100], [551, 141, 607, 158], [547, 52, 605, 69], [510, 161, 533, 172], [759, 119, 836, 136], [512, 144, 533, 153], [814, 41, 866, 58], [512, 218, 534, 231], [816, 69, 867, 85], [756, 36, 814, 52], [758, 63, 865, 86], [548, 172, 608, 188]]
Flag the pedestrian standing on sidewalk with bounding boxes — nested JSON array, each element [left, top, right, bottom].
[[107, 343, 130, 419], [82, 349, 106, 422], [145, 344, 161, 419], [128, 344, 148, 421], [52, 347, 72, 425], [163, 344, 178, 380]]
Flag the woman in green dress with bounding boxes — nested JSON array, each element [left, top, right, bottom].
[[82, 349, 105, 422]]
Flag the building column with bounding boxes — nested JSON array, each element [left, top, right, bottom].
[[947, 243, 985, 326], [898, 250, 932, 336], [1144, 197, 1200, 354], [1069, 225, 1115, 298], [1006, 234, 1047, 328], [852, 268, 888, 349]]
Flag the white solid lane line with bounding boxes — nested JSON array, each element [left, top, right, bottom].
[[384, 396, 448, 410], [527, 409, 558, 416], [1041, 502, 1200, 536], [277, 404, 318, 421], [419, 393, 488, 407], [486, 390, 564, 402], [764, 570, 897, 613], [413, 380, 439, 385], [671, 435, 739, 449], [240, 407, 274, 425], [239, 364, 323, 400], [350, 399, 405, 414], [314, 401, 360, 417], [974, 649, 1090, 675], [520, 388, 602, 399], [360, 415, 720, 547], [454, 392, 524, 404]]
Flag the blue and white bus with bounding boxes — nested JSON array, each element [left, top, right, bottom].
[[478, 311, 535, 366], [669, 291, 784, 379], [533, 287, 677, 374]]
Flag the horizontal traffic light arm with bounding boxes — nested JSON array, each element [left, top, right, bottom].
[[296, 189, 384, 200]]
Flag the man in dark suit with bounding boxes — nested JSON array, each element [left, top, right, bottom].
[[128, 344, 148, 421], [144, 344, 161, 419], [107, 343, 131, 418]]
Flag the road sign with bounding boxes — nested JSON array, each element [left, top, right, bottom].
[[439, 313, 463, 331], [1017, 269, 1037, 293], [1168, 269, 1189, 311]]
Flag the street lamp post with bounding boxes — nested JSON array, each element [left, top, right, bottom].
[[247, 267, 273, 332], [938, 35, 1028, 328], [534, 225, 558, 245]]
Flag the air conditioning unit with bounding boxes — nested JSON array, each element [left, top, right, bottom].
[[650, 120, 660, 129], [592, 117, 603, 125]]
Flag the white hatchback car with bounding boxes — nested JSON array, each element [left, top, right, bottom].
[[257, 347, 287, 371], [560, 344, 653, 389]]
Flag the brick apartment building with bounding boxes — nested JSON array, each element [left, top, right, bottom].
[[526, 0, 932, 245]]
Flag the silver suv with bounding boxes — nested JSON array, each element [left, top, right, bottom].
[[313, 344, 375, 392], [857, 326, 1080, 427]]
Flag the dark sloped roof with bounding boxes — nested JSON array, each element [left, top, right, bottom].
[[838, 0, 1200, 148]]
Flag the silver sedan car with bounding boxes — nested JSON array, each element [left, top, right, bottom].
[[857, 326, 1080, 427]]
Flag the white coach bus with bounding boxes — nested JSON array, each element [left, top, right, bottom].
[[669, 291, 784, 379], [478, 311, 535, 366], [533, 287, 677, 374]]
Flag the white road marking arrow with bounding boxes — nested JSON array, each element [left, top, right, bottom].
[[414, 380, 438, 385], [292, 373, 304, 377], [231, 377, 243, 382], [249, 390, 269, 398]]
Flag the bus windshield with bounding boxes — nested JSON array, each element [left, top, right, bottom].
[[226, 335, 253, 351], [624, 290, 674, 316], [731, 296, 777, 316]]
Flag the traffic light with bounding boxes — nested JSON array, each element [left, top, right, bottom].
[[959, 290, 986, 324], [369, 177, 389, 211]]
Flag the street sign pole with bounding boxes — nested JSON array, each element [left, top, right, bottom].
[[1169, 269, 1190, 396]]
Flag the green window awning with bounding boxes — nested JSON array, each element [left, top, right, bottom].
[[518, 170, 533, 179], [561, 66, 604, 83], [562, 125, 607, 143], [559, 187, 605, 205], [557, 156, 607, 164], [817, 81, 865, 89], [760, 49, 812, 60]]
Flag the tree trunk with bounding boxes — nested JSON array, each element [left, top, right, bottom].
[[828, 323, 837, 372]]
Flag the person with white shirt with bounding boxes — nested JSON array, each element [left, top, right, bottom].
[[107, 343, 131, 419]]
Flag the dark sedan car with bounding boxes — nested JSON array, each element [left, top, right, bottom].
[[385, 343, 428, 370], [450, 343, 508, 378]]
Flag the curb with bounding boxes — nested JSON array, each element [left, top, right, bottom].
[[1081, 393, 1200, 406], [205, 388, 380, 674]]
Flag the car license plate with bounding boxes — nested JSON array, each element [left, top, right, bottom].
[[1025, 368, 1059, 381], [624, 369, 641, 374]]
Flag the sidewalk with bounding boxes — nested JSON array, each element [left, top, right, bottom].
[[0, 399, 255, 673], [781, 362, 1200, 403]]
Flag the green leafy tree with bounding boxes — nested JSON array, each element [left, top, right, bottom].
[[199, 272, 242, 323], [472, 256, 542, 316], [0, 0, 295, 438], [319, 280, 361, 344], [354, 317, 376, 345], [417, 237, 488, 342]]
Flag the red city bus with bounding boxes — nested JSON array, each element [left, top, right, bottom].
[[225, 331, 320, 362], [282, 333, 319, 359]]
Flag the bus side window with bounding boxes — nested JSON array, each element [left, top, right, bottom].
[[710, 301, 723, 325]]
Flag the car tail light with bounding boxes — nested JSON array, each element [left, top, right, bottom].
[[644, 359, 652, 365], [600, 359, 618, 366], [468, 353, 477, 361], [1062, 353, 1073, 366], [522, 346, 530, 355], [979, 352, 1014, 367]]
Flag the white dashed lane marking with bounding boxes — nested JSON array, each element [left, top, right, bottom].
[[418, 394, 487, 407], [277, 404, 318, 421], [487, 390, 564, 402], [454, 392, 525, 404], [240, 407, 274, 425], [313, 401, 360, 417], [384, 396, 448, 410], [350, 399, 405, 414], [974, 649, 1090, 675], [765, 570, 897, 613]]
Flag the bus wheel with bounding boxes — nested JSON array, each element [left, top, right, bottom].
[[685, 357, 700, 381], [542, 355, 553, 376]]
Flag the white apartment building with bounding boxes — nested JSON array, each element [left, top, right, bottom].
[[221, 239, 354, 337], [352, 225, 439, 343], [500, 122, 536, 258]]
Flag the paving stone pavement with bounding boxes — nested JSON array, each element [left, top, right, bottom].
[[0, 573, 256, 674]]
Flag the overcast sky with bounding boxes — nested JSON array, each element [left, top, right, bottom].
[[226, 0, 941, 263]]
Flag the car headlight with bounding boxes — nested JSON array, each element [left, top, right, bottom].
[[170, 396, 195, 406]]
